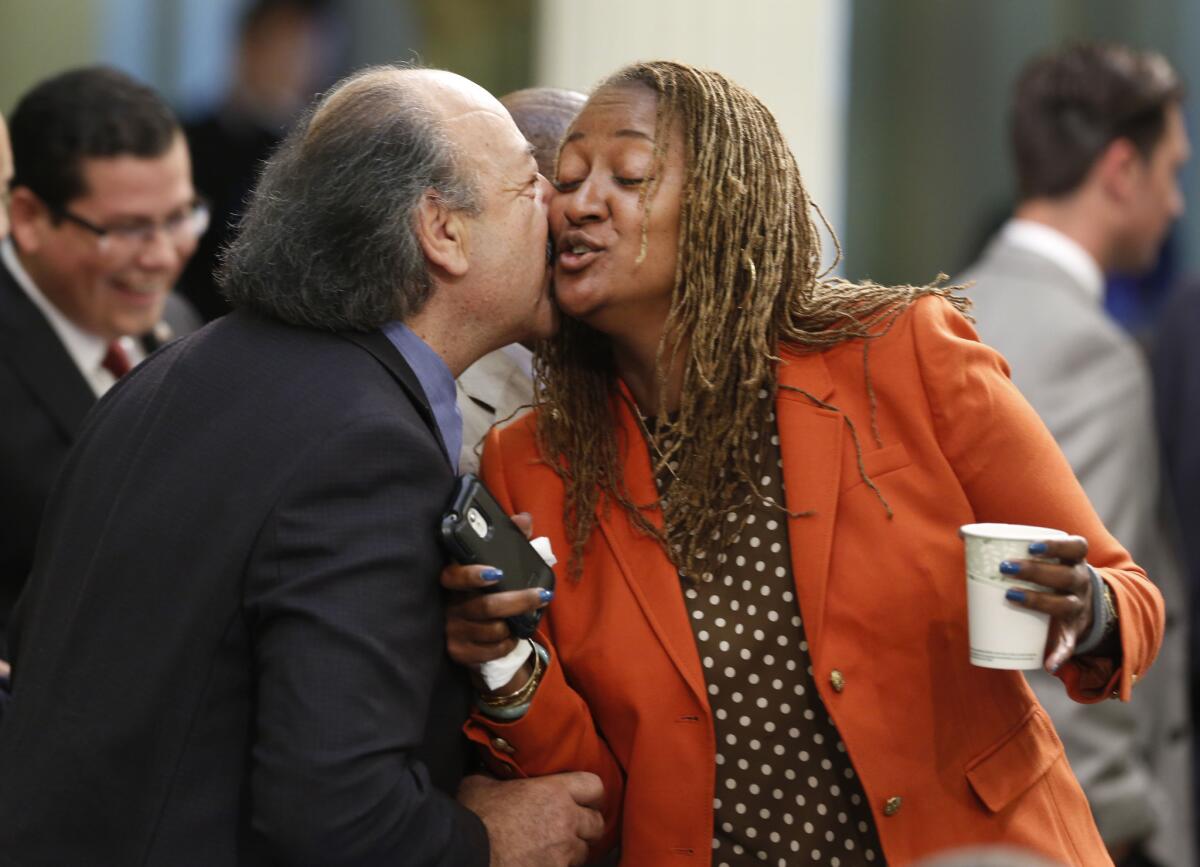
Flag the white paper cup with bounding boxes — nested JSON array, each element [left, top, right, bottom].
[[959, 522, 1068, 670]]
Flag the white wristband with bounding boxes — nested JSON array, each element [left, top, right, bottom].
[[479, 639, 535, 691]]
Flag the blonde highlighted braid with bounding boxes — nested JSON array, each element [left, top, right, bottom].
[[533, 61, 967, 582]]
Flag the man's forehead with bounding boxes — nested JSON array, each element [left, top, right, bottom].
[[407, 69, 507, 121], [72, 138, 194, 212]]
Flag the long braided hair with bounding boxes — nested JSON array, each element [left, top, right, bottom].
[[534, 61, 966, 582]]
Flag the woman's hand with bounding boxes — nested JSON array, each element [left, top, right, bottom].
[[441, 513, 550, 668], [999, 535, 1096, 673]]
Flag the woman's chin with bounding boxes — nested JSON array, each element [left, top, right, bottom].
[[551, 278, 606, 322]]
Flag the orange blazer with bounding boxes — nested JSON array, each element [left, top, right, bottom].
[[465, 297, 1163, 867]]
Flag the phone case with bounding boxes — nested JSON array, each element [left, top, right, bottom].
[[441, 474, 555, 638]]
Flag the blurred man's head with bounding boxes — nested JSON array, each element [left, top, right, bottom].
[[221, 66, 554, 361], [234, 0, 332, 127], [7, 67, 204, 340], [500, 87, 587, 177], [0, 115, 12, 238], [1011, 43, 1189, 272]]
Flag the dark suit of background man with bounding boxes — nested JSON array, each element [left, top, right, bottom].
[[181, 0, 337, 323], [0, 66, 603, 866], [0, 67, 204, 655]]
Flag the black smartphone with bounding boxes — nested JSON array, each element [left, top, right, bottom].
[[440, 473, 555, 638]]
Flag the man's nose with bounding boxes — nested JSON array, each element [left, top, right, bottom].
[[135, 228, 186, 270]]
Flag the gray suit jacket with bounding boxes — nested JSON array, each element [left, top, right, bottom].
[[960, 236, 1193, 866], [456, 345, 535, 476]]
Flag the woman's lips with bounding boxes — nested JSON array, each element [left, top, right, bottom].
[[557, 247, 601, 272]]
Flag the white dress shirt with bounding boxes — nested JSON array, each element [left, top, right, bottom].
[[998, 218, 1105, 306]]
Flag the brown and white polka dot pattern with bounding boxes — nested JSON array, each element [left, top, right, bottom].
[[649, 400, 883, 866]]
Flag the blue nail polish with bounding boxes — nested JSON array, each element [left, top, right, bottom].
[[999, 560, 1021, 575], [481, 568, 503, 582], [1005, 588, 1027, 603], [1049, 662, 1061, 675], [538, 588, 554, 603], [1028, 542, 1048, 555]]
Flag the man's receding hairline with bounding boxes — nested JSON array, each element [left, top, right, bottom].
[[308, 68, 427, 138]]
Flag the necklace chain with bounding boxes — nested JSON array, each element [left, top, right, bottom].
[[630, 400, 681, 483]]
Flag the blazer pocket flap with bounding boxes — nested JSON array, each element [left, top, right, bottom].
[[965, 705, 1064, 813], [842, 442, 911, 492]]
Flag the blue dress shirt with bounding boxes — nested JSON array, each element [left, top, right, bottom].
[[381, 322, 462, 474]]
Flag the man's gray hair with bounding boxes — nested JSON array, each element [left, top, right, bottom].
[[220, 66, 479, 331]]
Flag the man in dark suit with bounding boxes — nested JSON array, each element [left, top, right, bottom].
[[0, 67, 205, 653], [0, 66, 602, 866], [1153, 277, 1200, 845]]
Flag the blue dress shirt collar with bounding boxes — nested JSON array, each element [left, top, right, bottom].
[[381, 322, 462, 474]]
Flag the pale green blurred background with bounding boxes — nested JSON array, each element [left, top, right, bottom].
[[2, 0, 1198, 312]]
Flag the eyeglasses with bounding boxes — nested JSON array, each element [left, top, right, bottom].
[[53, 199, 210, 255]]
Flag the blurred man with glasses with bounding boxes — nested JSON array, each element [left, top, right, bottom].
[[0, 66, 206, 655]]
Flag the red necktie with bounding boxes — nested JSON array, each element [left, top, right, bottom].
[[101, 340, 132, 379]]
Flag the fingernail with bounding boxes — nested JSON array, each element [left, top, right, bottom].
[[482, 568, 503, 582], [999, 560, 1021, 575], [538, 588, 554, 603], [1005, 588, 1026, 603], [1049, 661, 1061, 674], [1028, 542, 1048, 555]]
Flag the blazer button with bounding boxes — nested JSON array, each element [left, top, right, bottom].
[[491, 737, 516, 755], [883, 796, 902, 816], [829, 670, 845, 693]]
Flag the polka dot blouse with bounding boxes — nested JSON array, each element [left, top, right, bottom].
[[648, 404, 884, 866]]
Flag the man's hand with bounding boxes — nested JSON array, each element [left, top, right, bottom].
[[0, 658, 10, 680], [458, 772, 605, 867]]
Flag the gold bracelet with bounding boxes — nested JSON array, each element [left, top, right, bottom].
[[477, 642, 544, 709]]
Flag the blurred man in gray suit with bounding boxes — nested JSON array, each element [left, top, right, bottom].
[[456, 87, 585, 473], [961, 43, 1191, 867]]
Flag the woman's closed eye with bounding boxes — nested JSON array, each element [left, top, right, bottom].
[[614, 176, 647, 187]]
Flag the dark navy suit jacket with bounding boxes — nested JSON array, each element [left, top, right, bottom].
[[0, 258, 186, 653], [0, 310, 488, 865]]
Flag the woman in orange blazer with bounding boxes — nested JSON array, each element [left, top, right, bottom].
[[446, 61, 1163, 867]]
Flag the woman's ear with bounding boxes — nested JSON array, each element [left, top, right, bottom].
[[415, 191, 470, 278]]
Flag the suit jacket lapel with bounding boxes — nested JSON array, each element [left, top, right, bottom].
[[776, 348, 842, 650], [340, 329, 452, 469], [599, 382, 709, 707], [0, 263, 95, 440]]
